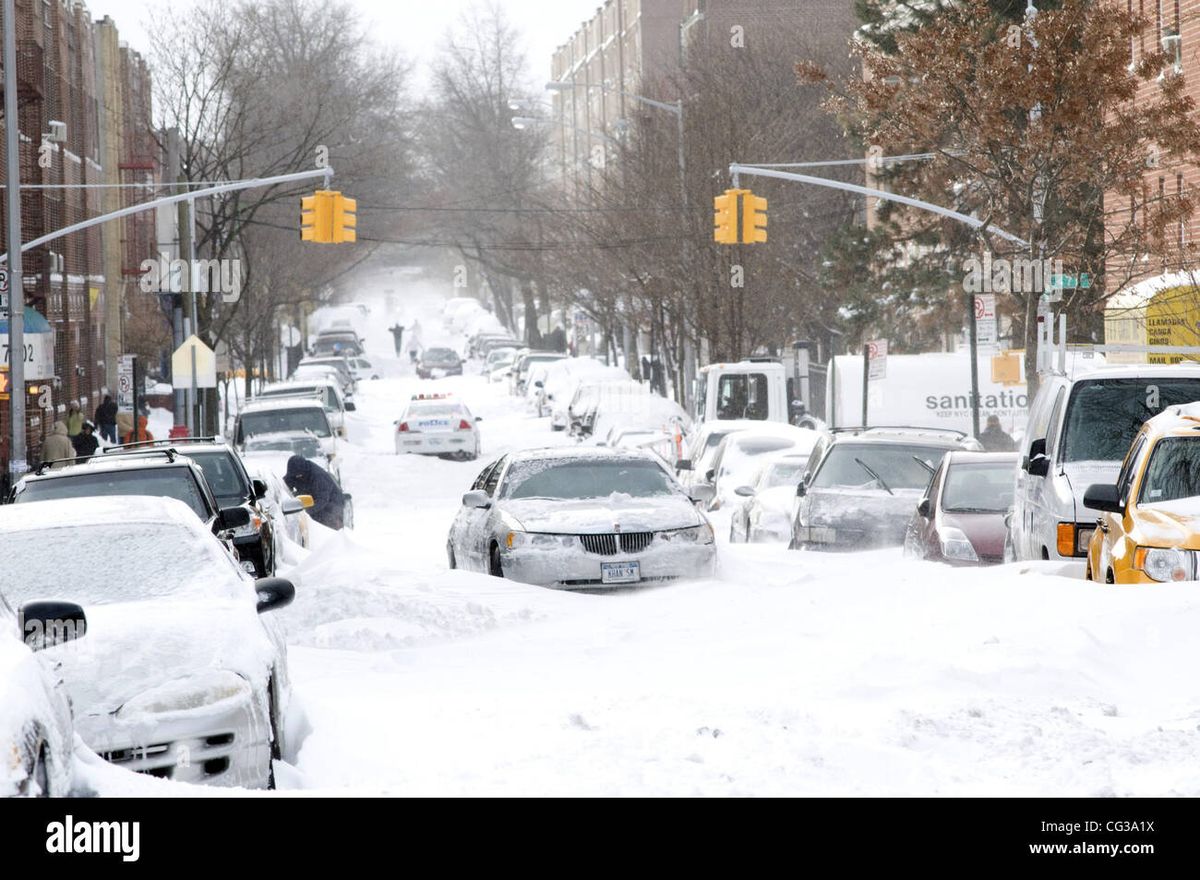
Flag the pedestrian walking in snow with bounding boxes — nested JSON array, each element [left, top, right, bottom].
[[389, 323, 406, 356]]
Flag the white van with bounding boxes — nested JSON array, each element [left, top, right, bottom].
[[695, 360, 790, 425], [1010, 363, 1200, 563]]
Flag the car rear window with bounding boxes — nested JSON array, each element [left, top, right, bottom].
[[811, 443, 947, 492], [239, 408, 331, 439], [14, 468, 210, 519]]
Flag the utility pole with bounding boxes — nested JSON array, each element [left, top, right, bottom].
[[165, 128, 186, 428], [4, 0, 27, 479], [176, 159, 195, 434]]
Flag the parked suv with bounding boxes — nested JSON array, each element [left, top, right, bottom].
[[106, 439, 279, 577], [790, 426, 977, 551], [1009, 364, 1200, 564], [8, 448, 251, 539], [235, 398, 337, 459]]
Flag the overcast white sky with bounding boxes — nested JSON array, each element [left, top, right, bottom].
[[85, 0, 601, 94]]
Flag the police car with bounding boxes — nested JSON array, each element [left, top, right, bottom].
[[394, 394, 481, 461]]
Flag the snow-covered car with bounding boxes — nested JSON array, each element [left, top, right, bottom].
[[701, 425, 819, 510], [252, 466, 313, 551], [675, 419, 772, 491], [729, 452, 812, 543], [115, 439, 281, 578], [512, 351, 568, 395], [0, 590, 87, 796], [905, 451, 1016, 565], [447, 447, 717, 589], [255, 380, 353, 437], [416, 347, 464, 379], [296, 356, 356, 396], [592, 393, 691, 452], [346, 356, 379, 381], [442, 296, 480, 328], [534, 357, 625, 426], [10, 448, 252, 542], [0, 496, 295, 788], [484, 346, 518, 378], [235, 398, 337, 459], [241, 430, 341, 484], [791, 427, 975, 552], [394, 394, 481, 460]]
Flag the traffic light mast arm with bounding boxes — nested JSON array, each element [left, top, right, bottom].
[[0, 166, 334, 263], [728, 162, 1029, 248]]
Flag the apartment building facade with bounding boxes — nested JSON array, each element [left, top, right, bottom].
[[0, 0, 157, 467]]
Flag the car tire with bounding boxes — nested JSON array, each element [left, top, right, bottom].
[[18, 739, 49, 797], [489, 543, 504, 578], [1106, 568, 1115, 584], [448, 544, 457, 569]]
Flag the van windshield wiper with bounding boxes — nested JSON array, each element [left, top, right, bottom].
[[854, 457, 894, 495], [912, 456, 935, 475]]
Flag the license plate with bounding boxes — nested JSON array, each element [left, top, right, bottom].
[[601, 561, 641, 584], [417, 420, 450, 430]]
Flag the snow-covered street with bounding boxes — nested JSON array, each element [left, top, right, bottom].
[[74, 281, 1200, 798]]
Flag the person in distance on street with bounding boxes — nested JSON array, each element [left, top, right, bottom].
[[389, 323, 406, 356], [66, 401, 84, 440], [979, 414, 1016, 452], [71, 420, 100, 461], [41, 421, 75, 466], [95, 393, 119, 444]]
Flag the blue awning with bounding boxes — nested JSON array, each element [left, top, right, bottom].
[[0, 306, 52, 334]]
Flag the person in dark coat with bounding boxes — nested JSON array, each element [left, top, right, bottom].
[[389, 323, 405, 356], [283, 454, 344, 530], [71, 421, 100, 461], [95, 394, 118, 445], [979, 415, 1016, 452]]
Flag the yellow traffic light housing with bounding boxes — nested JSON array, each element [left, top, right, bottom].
[[713, 189, 740, 245], [742, 192, 768, 244], [333, 193, 357, 243], [301, 190, 335, 242]]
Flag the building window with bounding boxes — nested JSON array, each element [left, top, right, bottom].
[[1178, 172, 1186, 249]]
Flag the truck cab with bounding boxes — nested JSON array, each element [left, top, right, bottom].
[[695, 360, 790, 426]]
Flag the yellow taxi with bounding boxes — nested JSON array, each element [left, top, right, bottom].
[[1085, 403, 1200, 583]]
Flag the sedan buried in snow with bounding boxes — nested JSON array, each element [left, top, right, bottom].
[[447, 447, 717, 588], [904, 451, 1017, 565], [0, 496, 295, 788]]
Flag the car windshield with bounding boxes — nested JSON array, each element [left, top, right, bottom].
[[501, 458, 677, 500], [245, 434, 323, 457], [240, 408, 331, 439], [13, 468, 210, 519], [186, 451, 251, 507], [0, 523, 238, 606], [1138, 437, 1200, 504], [1062, 378, 1200, 463], [762, 460, 808, 489], [811, 444, 946, 491], [941, 461, 1015, 513]]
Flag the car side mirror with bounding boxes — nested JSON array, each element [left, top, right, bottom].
[[534, 380, 544, 388], [254, 577, 295, 614], [251, 478, 268, 501], [689, 483, 715, 504], [219, 506, 252, 530], [297, 494, 315, 509], [345, 401, 357, 412], [796, 482, 807, 498], [475, 416, 483, 422], [463, 490, 491, 509], [734, 485, 755, 498], [918, 498, 932, 519], [19, 601, 87, 651], [705, 468, 716, 483], [1083, 483, 1124, 515], [281, 497, 304, 515], [1028, 455, 1050, 478], [676, 459, 693, 471]]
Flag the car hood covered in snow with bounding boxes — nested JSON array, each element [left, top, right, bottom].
[[503, 494, 704, 534], [44, 598, 276, 745], [801, 487, 924, 547]]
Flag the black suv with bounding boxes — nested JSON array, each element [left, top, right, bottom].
[[417, 347, 464, 379], [9, 448, 252, 541], [103, 439, 278, 577]]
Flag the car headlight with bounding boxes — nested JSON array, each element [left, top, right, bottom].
[[661, 524, 714, 544], [940, 526, 979, 562], [1137, 547, 1191, 582], [117, 670, 251, 718], [507, 532, 574, 549]]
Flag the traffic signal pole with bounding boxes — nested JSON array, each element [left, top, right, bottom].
[[0, 165, 334, 466]]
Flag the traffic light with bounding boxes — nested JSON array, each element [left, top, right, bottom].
[[301, 190, 335, 242], [333, 193, 357, 243], [714, 189, 740, 245], [742, 191, 768, 244]]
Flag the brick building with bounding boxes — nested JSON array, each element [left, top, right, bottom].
[[0, 0, 157, 467]]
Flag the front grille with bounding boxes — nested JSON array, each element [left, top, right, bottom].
[[103, 743, 171, 764], [619, 532, 654, 553], [578, 532, 656, 555], [580, 534, 618, 555]]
